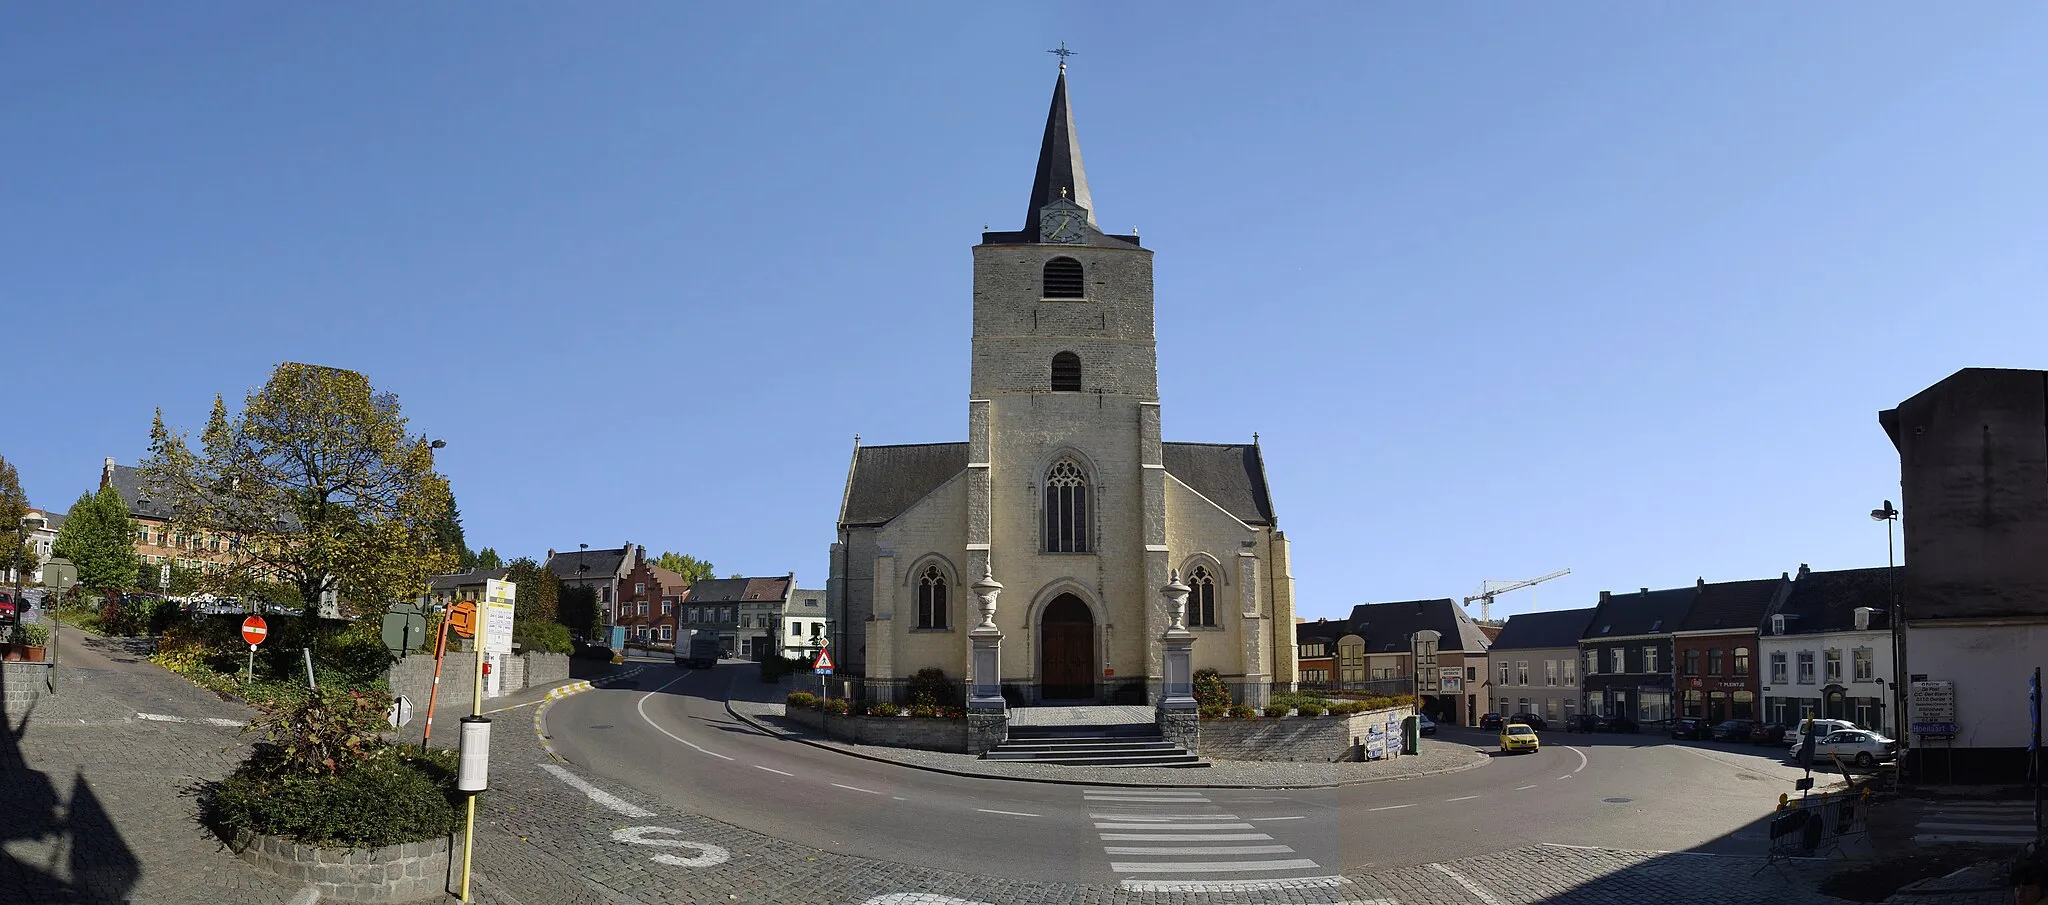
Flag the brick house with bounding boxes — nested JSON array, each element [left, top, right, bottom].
[[1294, 618, 1342, 686], [616, 560, 691, 645], [1672, 576, 1789, 723], [545, 543, 643, 632], [1343, 598, 1492, 726]]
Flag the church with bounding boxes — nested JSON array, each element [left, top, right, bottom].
[[826, 62, 1300, 707]]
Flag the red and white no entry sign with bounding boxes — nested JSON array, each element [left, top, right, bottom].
[[242, 615, 269, 646]]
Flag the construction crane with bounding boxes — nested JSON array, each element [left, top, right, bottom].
[[1463, 568, 1571, 622]]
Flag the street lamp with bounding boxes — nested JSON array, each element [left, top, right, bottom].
[[1871, 500, 1903, 745]]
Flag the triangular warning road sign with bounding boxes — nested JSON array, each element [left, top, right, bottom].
[[812, 648, 835, 671]]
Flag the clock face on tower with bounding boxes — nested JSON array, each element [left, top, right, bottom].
[[1039, 199, 1088, 244]]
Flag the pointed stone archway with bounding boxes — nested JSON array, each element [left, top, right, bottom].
[[1038, 593, 1096, 702]]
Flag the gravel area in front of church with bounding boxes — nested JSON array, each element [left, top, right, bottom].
[[725, 698, 1489, 788]]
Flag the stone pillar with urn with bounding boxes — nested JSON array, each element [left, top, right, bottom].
[[965, 565, 1009, 753], [1156, 570, 1199, 750]]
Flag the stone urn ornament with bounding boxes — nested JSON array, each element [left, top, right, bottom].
[[971, 565, 1003, 633]]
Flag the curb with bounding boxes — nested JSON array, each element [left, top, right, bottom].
[[721, 693, 1491, 790], [533, 666, 651, 763]]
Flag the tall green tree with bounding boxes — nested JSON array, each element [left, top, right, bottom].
[[52, 484, 140, 591], [141, 362, 457, 614], [502, 556, 558, 625], [653, 551, 714, 584], [0, 455, 33, 590], [473, 547, 503, 571], [433, 496, 468, 568], [557, 585, 599, 639]]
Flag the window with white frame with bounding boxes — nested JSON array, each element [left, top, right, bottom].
[[1563, 657, 1576, 684], [1643, 647, 1658, 674], [1734, 647, 1750, 676], [1584, 650, 1598, 676], [1797, 651, 1815, 684], [1853, 648, 1873, 681], [660, 626, 672, 641], [1546, 660, 1559, 686], [1770, 651, 1788, 684], [1515, 660, 1529, 686], [1824, 649, 1842, 683], [1609, 649, 1625, 674], [1498, 662, 1510, 686]]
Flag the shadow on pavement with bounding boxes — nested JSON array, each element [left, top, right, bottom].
[[1, 661, 143, 904]]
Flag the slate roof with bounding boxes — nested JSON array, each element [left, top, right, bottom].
[[1680, 577, 1787, 633], [839, 441, 1277, 529], [1296, 618, 1345, 646], [1490, 607, 1596, 650], [547, 546, 633, 582], [1583, 586, 1697, 640], [1344, 599, 1491, 655], [1766, 566, 1897, 635], [685, 576, 793, 604], [839, 443, 969, 528], [428, 569, 508, 592], [105, 464, 177, 521]]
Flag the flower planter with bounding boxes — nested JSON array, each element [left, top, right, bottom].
[[0, 644, 46, 662], [230, 829, 454, 903]]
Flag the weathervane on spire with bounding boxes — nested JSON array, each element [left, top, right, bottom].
[[1047, 42, 1076, 70]]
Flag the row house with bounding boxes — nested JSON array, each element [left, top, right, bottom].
[[1882, 367, 2048, 783], [545, 543, 644, 629], [5, 508, 64, 586], [1342, 598, 1492, 727], [427, 568, 509, 609], [105, 458, 247, 585], [679, 575, 794, 660], [1757, 564, 1898, 734], [1486, 607, 1593, 725], [616, 559, 691, 645], [1579, 586, 1692, 724], [1673, 576, 1788, 723], [778, 588, 831, 660], [1294, 618, 1342, 686]]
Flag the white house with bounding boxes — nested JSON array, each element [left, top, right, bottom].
[[1757, 564, 1900, 735]]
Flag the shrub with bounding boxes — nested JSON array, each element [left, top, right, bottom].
[[512, 619, 573, 655], [907, 704, 939, 718], [1230, 704, 1257, 719], [1263, 703, 1290, 718], [1299, 702, 1328, 717], [203, 746, 461, 849], [1327, 701, 1365, 716], [313, 619, 397, 687], [822, 698, 850, 715], [249, 687, 394, 776], [940, 707, 965, 720], [1198, 703, 1227, 720], [1271, 691, 1332, 711], [785, 691, 819, 710], [1192, 668, 1231, 710], [905, 668, 959, 709], [866, 702, 901, 717], [760, 653, 812, 683]]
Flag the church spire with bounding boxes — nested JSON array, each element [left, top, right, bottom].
[[1022, 61, 1099, 240]]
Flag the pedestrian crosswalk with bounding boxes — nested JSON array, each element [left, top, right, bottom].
[[1079, 788, 1332, 888], [1911, 800, 2040, 845]]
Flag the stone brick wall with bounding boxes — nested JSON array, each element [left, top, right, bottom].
[[520, 652, 570, 689], [1194, 706, 1413, 762], [782, 706, 969, 753], [2, 661, 52, 715], [234, 831, 452, 903], [388, 650, 480, 710]]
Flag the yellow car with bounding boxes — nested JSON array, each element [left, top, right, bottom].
[[1499, 722, 1540, 754]]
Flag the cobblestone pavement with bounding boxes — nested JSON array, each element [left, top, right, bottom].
[[725, 698, 1487, 789]]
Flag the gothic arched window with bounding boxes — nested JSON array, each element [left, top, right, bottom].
[[917, 565, 949, 630], [1051, 352, 1082, 392], [1188, 566, 1217, 627], [1042, 256, 1084, 298], [1043, 459, 1090, 553]]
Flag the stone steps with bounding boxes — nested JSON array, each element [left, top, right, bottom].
[[982, 722, 1207, 767]]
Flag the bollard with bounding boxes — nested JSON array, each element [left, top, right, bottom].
[[302, 647, 317, 690]]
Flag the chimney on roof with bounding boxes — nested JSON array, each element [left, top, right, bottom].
[[1599, 590, 1610, 603], [101, 457, 116, 489], [1697, 577, 1705, 589], [1640, 587, 1650, 595], [637, 545, 647, 560], [1782, 571, 1790, 580], [1798, 563, 1811, 579]]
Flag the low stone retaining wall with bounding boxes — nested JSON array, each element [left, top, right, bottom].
[[1, 660, 52, 715], [1195, 706, 1414, 762], [782, 706, 972, 753], [232, 831, 453, 903], [520, 651, 569, 688]]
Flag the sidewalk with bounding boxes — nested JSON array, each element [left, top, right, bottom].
[[722, 675, 1491, 789]]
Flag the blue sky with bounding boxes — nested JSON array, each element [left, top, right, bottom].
[[5, 4, 2044, 621]]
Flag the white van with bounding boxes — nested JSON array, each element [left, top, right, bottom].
[[1786, 718, 1860, 750]]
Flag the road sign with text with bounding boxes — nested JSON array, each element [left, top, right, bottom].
[[812, 647, 835, 675]]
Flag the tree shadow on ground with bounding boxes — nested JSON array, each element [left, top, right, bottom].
[[0, 665, 142, 904]]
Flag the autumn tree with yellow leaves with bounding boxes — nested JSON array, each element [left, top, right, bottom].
[[141, 363, 458, 615]]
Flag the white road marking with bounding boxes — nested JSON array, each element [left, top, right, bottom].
[[1430, 862, 1507, 905], [1921, 821, 2033, 831], [135, 712, 248, 727], [1564, 745, 1589, 775], [1367, 804, 1413, 812], [1103, 844, 1296, 856], [540, 764, 656, 818], [1250, 815, 1309, 821], [1118, 876, 1352, 893], [1516, 785, 1538, 791], [1446, 795, 1480, 802], [1090, 813, 1242, 821], [1094, 821, 1254, 831], [1085, 795, 1209, 802], [632, 671, 734, 760], [1099, 832, 1274, 841], [974, 808, 1041, 818], [893, 796, 909, 801], [832, 782, 882, 795], [1111, 858, 1321, 873], [1916, 833, 2036, 844], [860, 897, 995, 905], [609, 826, 732, 867], [752, 765, 793, 777]]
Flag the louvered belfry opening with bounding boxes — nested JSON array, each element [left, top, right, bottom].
[[1050, 352, 1082, 392], [1042, 257, 1084, 298]]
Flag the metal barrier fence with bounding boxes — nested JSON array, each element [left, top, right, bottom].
[[1762, 787, 1872, 868]]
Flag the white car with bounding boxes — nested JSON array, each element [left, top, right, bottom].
[[1808, 729, 1898, 768], [1785, 719, 1860, 750]]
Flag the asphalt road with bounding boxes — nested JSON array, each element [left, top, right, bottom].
[[545, 661, 1828, 888]]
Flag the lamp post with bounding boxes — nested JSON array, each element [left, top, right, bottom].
[[1871, 500, 1902, 746]]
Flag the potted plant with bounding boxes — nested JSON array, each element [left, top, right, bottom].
[[2, 622, 49, 662]]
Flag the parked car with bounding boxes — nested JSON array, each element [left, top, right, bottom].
[[1508, 712, 1548, 731], [1479, 712, 1505, 731], [1786, 719, 1861, 751], [1605, 715, 1640, 733], [1710, 719, 1757, 742], [1565, 713, 1602, 733], [1750, 722, 1789, 745], [1669, 717, 1713, 740], [1499, 723, 1540, 754], [1417, 714, 1437, 736], [1811, 729, 1898, 768], [0, 589, 15, 625]]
